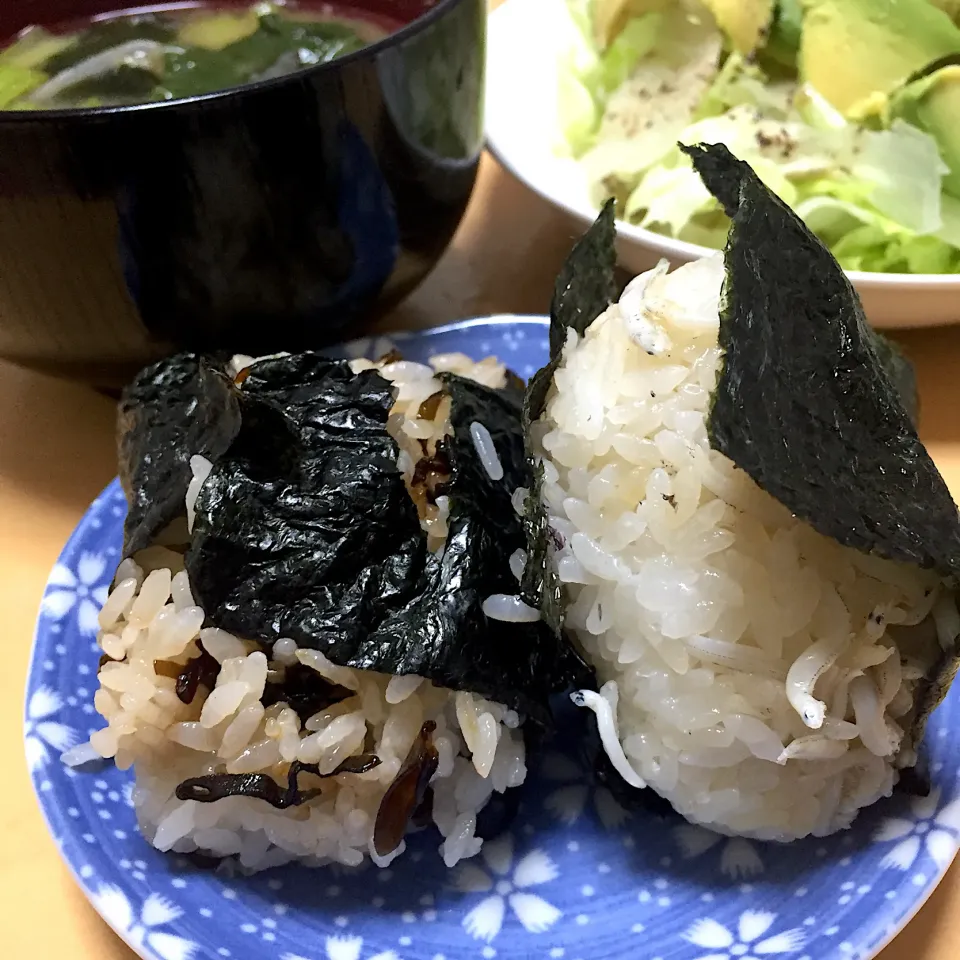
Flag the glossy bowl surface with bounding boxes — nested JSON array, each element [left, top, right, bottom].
[[0, 0, 486, 386], [486, 0, 960, 330]]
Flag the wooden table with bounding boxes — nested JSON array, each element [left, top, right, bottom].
[[3, 154, 960, 959]]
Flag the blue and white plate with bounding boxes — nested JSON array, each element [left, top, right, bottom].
[[26, 318, 960, 960]]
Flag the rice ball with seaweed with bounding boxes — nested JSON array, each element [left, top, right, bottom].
[[68, 347, 590, 871], [519, 144, 960, 841]]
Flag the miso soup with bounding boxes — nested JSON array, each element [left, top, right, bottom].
[[0, 2, 395, 110]]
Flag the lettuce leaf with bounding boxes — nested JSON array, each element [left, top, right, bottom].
[[557, 2, 663, 155], [624, 105, 839, 232], [625, 160, 715, 231], [850, 120, 949, 235], [793, 82, 848, 130], [794, 187, 960, 272], [696, 53, 793, 119], [558, 69, 601, 156]]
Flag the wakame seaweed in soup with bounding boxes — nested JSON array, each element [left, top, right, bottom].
[[0, 1, 392, 110]]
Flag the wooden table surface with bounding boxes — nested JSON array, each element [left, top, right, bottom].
[[3, 154, 960, 959]]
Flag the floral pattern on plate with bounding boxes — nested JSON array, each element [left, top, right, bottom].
[[25, 318, 960, 960]]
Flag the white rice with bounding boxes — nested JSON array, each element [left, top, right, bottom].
[[75, 350, 526, 871], [470, 421, 504, 481], [508, 549, 527, 582], [482, 594, 541, 623], [185, 455, 213, 533], [535, 254, 954, 841]]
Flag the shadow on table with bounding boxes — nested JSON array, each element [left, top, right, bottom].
[[0, 360, 115, 511], [886, 327, 960, 446]]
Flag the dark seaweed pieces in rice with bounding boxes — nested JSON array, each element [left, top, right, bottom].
[[177, 755, 382, 809], [261, 664, 354, 724], [373, 721, 439, 855]]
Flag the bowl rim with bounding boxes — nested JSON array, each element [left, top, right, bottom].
[[0, 0, 469, 122], [485, 0, 960, 290]]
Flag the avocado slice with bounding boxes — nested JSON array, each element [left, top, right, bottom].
[[699, 0, 775, 54], [929, 0, 960, 23], [891, 63, 960, 197], [591, 0, 669, 49], [798, 0, 960, 118]]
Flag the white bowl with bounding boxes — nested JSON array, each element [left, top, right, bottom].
[[486, 0, 960, 329]]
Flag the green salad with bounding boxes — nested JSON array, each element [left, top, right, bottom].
[[558, 0, 960, 274]]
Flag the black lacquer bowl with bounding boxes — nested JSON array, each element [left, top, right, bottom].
[[0, 0, 485, 387]]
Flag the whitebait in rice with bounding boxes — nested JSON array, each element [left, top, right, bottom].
[[571, 684, 646, 789], [684, 634, 787, 680], [850, 676, 901, 758], [786, 633, 850, 729], [933, 592, 960, 650], [723, 714, 784, 763], [618, 261, 673, 356]]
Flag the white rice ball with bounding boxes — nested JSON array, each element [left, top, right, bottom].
[[537, 256, 951, 841]]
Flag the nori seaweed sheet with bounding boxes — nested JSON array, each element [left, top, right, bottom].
[[873, 335, 920, 428], [365, 373, 593, 721], [184, 354, 590, 721], [185, 354, 427, 657], [519, 200, 618, 635], [118, 353, 240, 556], [681, 142, 960, 574]]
